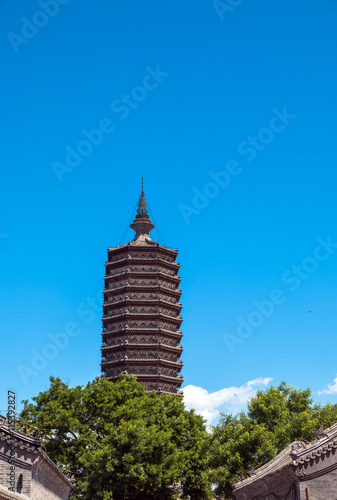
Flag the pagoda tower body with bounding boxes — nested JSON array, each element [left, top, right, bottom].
[[101, 184, 183, 395]]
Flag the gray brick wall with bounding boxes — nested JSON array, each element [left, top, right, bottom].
[[300, 468, 337, 500], [0, 483, 30, 499], [0, 439, 72, 500], [31, 458, 72, 500], [0, 442, 32, 496]]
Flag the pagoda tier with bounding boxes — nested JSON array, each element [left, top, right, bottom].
[[101, 184, 183, 395]]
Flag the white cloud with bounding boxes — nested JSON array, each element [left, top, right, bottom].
[[182, 377, 273, 426], [318, 377, 337, 396]]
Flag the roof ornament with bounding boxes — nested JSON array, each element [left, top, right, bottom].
[[247, 467, 257, 477], [313, 425, 328, 440], [136, 177, 148, 216], [130, 178, 155, 241]]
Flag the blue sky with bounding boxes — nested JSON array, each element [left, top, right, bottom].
[[1, 0, 337, 423]]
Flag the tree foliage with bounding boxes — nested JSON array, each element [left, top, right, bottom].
[[18, 374, 212, 500], [19, 377, 337, 500], [208, 382, 337, 499]]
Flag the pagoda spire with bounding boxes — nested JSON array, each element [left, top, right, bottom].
[[130, 178, 155, 240]]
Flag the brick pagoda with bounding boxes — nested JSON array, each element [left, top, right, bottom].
[[101, 183, 183, 395]]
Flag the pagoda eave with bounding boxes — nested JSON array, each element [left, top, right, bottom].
[[103, 298, 183, 311], [101, 359, 183, 370], [108, 243, 178, 255], [101, 343, 183, 356], [102, 328, 183, 340], [104, 272, 181, 284], [106, 373, 183, 384], [103, 285, 182, 296], [105, 257, 180, 270], [102, 313, 182, 325]]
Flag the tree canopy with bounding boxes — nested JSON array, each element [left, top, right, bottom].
[[18, 374, 212, 500], [18, 378, 337, 500], [208, 382, 337, 499]]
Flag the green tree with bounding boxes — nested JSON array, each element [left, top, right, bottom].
[[18, 374, 212, 500], [208, 382, 337, 499]]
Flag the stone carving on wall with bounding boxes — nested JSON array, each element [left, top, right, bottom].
[[130, 279, 157, 286], [160, 268, 176, 276], [129, 321, 157, 328], [161, 383, 177, 391], [160, 368, 176, 376], [128, 335, 155, 342], [107, 337, 124, 345], [294, 467, 306, 477], [158, 280, 176, 290], [159, 307, 178, 317], [160, 353, 176, 361], [132, 266, 157, 272], [162, 295, 178, 304], [108, 280, 127, 289], [129, 306, 158, 314], [109, 368, 123, 376], [123, 352, 158, 360], [166, 339, 178, 346], [107, 322, 126, 330], [159, 322, 177, 332], [128, 292, 158, 301], [130, 252, 157, 260], [160, 254, 175, 263], [131, 366, 157, 374], [105, 307, 127, 317], [109, 267, 127, 276], [108, 255, 125, 263], [105, 353, 124, 361], [106, 294, 127, 303]]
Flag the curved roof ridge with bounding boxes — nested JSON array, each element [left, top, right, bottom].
[[234, 422, 337, 491]]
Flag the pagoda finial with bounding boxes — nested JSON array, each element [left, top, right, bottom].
[[130, 181, 155, 240], [136, 182, 148, 216]]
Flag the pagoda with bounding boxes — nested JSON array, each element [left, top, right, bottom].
[[100, 181, 183, 395]]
